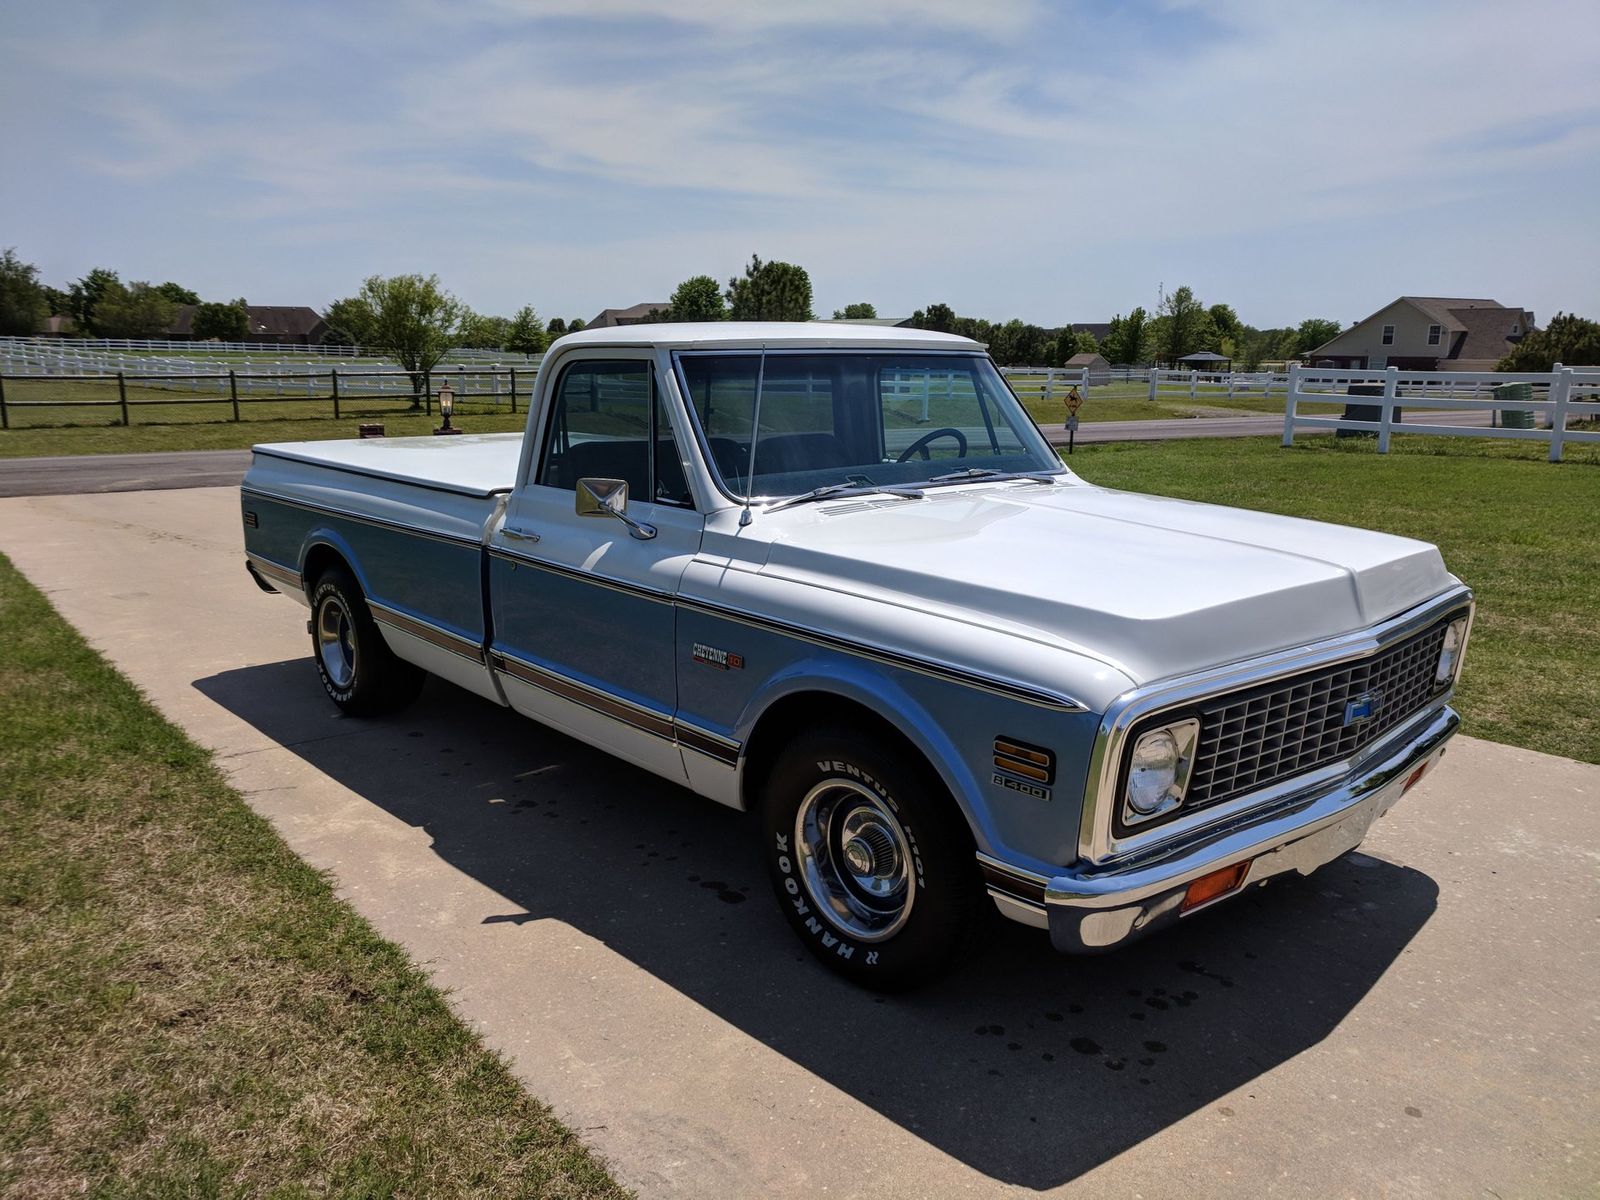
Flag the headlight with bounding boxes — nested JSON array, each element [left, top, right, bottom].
[[1435, 616, 1469, 684], [1123, 717, 1199, 826]]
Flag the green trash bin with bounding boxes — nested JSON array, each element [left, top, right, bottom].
[[1494, 382, 1535, 428]]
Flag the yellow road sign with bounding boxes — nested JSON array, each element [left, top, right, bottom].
[[1065, 387, 1083, 415]]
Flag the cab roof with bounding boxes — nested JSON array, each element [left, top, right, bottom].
[[548, 321, 982, 353]]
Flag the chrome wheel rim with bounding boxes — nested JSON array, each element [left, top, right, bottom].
[[794, 779, 915, 942], [316, 595, 356, 689]]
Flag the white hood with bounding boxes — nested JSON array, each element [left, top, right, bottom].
[[756, 481, 1456, 686]]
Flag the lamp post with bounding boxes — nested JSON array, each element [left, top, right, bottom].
[[435, 381, 462, 435]]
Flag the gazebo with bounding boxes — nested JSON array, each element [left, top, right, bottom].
[[1177, 350, 1231, 379], [1177, 350, 1231, 370]]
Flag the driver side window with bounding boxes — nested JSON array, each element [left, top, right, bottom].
[[537, 360, 691, 506]]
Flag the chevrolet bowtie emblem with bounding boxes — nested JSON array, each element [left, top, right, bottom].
[[1344, 691, 1383, 726]]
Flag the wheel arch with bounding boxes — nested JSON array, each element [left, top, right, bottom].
[[736, 677, 989, 853], [298, 530, 369, 602]]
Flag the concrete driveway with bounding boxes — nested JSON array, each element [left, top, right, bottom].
[[1, 487, 1595, 1198]]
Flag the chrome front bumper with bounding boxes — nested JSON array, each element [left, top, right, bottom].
[[983, 706, 1459, 953]]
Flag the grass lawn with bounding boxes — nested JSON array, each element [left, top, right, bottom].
[[0, 376, 530, 457], [0, 555, 627, 1198], [1065, 435, 1600, 765]]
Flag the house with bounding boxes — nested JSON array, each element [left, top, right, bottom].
[[36, 314, 77, 337], [1306, 297, 1536, 371], [1064, 351, 1109, 372], [587, 302, 670, 328], [167, 304, 328, 345]]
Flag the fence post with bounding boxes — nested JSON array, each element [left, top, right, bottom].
[[1377, 365, 1399, 453], [1228, 373, 1236, 402], [1148, 368, 1157, 402], [509, 367, 517, 414], [424, 369, 432, 416], [1044, 367, 1054, 408], [1282, 364, 1300, 446], [229, 369, 240, 421], [331, 367, 340, 420], [117, 371, 129, 426], [0, 372, 7, 430], [1548, 365, 1571, 463]]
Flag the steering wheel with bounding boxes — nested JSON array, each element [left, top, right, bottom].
[[896, 426, 968, 463]]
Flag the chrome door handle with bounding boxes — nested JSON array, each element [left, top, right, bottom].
[[503, 527, 541, 543]]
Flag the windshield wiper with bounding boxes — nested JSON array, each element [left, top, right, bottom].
[[763, 482, 925, 514], [925, 468, 1063, 486]]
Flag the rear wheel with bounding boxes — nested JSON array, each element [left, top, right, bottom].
[[758, 726, 985, 989], [309, 565, 423, 716]]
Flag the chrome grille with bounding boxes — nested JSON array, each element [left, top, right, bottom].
[[1183, 618, 1456, 811]]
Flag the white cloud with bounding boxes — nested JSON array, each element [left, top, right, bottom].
[[2, 0, 1595, 321]]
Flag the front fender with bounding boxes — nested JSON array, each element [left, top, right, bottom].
[[732, 652, 1030, 857]]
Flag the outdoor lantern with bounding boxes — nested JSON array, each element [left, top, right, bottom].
[[435, 382, 461, 435]]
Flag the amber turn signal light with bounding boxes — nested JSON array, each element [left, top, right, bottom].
[[1181, 861, 1251, 913]]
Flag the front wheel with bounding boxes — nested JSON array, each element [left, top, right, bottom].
[[309, 565, 424, 716], [759, 726, 985, 989]]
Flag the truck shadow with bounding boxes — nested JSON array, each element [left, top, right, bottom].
[[195, 662, 1439, 1190]]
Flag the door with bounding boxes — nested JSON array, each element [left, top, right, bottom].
[[488, 355, 702, 781]]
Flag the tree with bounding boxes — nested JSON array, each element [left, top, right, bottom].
[[1155, 285, 1213, 363], [42, 284, 71, 318], [69, 268, 121, 332], [1207, 303, 1242, 345], [0, 248, 49, 336], [910, 302, 956, 333], [986, 319, 1046, 366], [725, 255, 814, 321], [832, 302, 877, 320], [504, 305, 546, 355], [567, 318, 586, 332], [1102, 307, 1151, 365], [953, 315, 992, 345], [358, 273, 465, 408], [458, 310, 511, 350], [667, 274, 726, 322], [1294, 317, 1344, 357], [323, 295, 377, 347], [91, 281, 178, 338], [546, 317, 567, 337], [1497, 312, 1600, 372], [191, 299, 249, 341], [156, 282, 200, 306]]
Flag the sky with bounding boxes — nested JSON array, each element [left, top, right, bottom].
[[2, 0, 1597, 330]]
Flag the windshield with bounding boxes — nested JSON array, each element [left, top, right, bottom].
[[674, 351, 1060, 501]]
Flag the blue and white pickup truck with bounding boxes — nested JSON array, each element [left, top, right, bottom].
[[242, 323, 1471, 987]]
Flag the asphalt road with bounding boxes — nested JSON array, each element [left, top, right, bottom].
[[0, 448, 253, 497], [1, 486, 1594, 1198], [0, 410, 1499, 498]]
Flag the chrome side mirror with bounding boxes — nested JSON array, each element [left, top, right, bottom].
[[575, 477, 656, 540]]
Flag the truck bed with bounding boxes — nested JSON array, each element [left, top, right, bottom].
[[252, 431, 524, 497]]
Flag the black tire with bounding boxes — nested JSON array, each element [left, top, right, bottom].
[[308, 565, 424, 716], [758, 725, 986, 990]]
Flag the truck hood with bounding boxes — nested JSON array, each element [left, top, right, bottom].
[[757, 480, 1456, 686]]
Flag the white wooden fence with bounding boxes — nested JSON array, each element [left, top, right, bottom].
[[8, 335, 364, 356], [999, 367, 1090, 407], [1281, 364, 1600, 462], [1147, 369, 1286, 402], [0, 338, 545, 399]]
